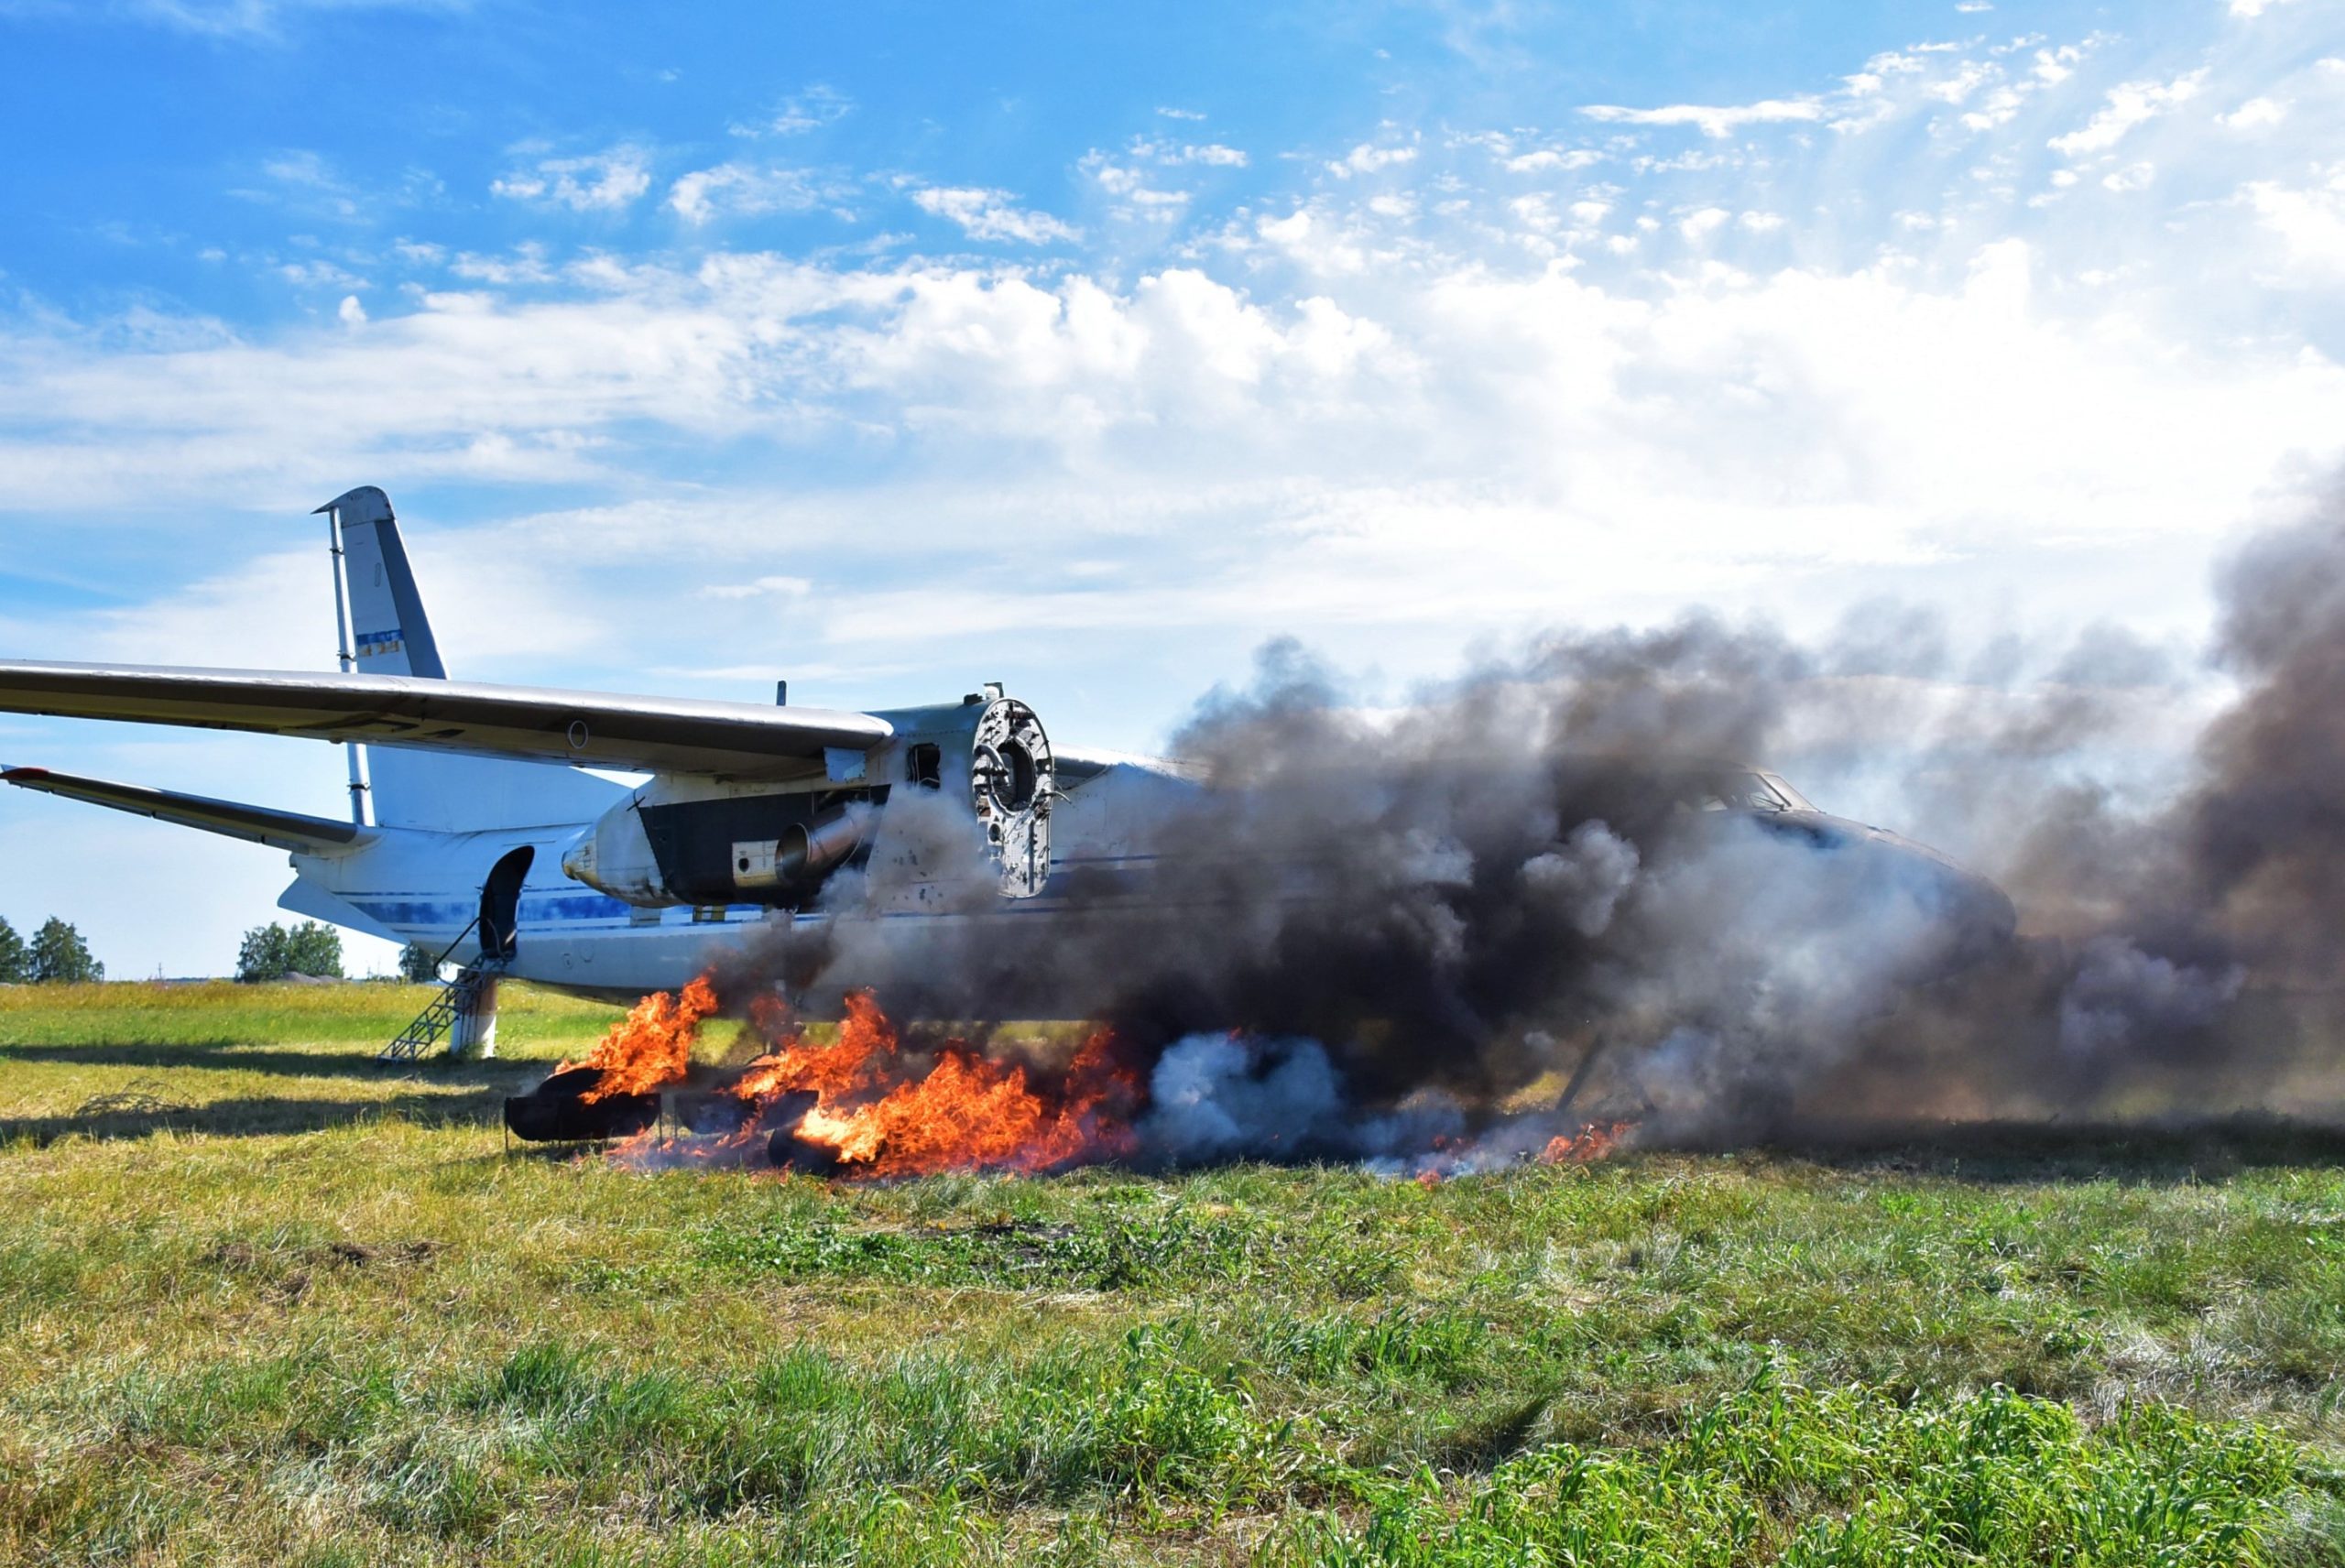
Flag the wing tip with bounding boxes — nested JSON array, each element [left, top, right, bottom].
[[0, 765, 45, 783]]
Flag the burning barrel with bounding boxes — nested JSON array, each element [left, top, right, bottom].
[[503, 1067, 660, 1142]]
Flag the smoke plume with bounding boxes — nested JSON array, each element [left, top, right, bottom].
[[722, 489, 2345, 1164]]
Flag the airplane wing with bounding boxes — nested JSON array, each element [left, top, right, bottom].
[[0, 660, 892, 781], [0, 766, 367, 855]]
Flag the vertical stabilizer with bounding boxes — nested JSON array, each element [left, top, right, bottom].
[[318, 485, 446, 680], [313, 487, 621, 832]]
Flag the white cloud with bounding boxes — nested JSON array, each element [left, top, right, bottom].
[[2102, 162, 2155, 192], [753, 85, 852, 136], [278, 259, 366, 289], [668, 164, 825, 223], [909, 186, 1081, 244], [701, 574, 813, 600], [1679, 206, 1730, 240], [2047, 71, 2207, 157], [1328, 142, 1418, 177], [336, 294, 366, 326], [2246, 166, 2345, 278], [449, 244, 555, 284], [490, 146, 653, 212], [1132, 139, 1248, 168], [2220, 95, 2288, 130], [1582, 98, 1825, 138], [1082, 154, 1192, 215], [2229, 0, 2303, 16], [1504, 147, 1603, 174]]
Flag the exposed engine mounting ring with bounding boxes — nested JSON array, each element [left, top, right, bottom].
[[971, 698, 1053, 898]]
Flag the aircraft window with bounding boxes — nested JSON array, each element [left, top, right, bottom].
[[1687, 772, 1794, 812], [906, 743, 942, 789], [1761, 771, 1817, 812]]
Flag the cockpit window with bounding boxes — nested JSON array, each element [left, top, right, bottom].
[[1685, 771, 1799, 812]]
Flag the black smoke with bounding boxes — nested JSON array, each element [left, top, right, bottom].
[[725, 491, 2345, 1164]]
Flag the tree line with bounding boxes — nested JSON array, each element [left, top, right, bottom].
[[1, 915, 442, 984], [0, 916, 104, 985]]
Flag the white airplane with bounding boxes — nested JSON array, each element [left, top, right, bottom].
[[1, 488, 2013, 1062], [0, 487, 1172, 1052]]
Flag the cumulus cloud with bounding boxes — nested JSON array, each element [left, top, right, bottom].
[[2220, 95, 2288, 130], [2047, 71, 2207, 157], [1678, 205, 1730, 240], [490, 146, 654, 212], [908, 186, 1081, 244], [2246, 165, 2345, 279]]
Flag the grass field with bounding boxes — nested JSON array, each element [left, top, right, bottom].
[[2, 981, 2342, 1565]]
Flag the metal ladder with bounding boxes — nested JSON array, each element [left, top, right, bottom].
[[377, 919, 499, 1065]]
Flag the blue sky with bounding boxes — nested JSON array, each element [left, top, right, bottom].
[[2, 0, 2341, 975]]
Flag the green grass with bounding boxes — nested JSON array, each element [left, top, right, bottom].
[[1, 982, 2341, 1564]]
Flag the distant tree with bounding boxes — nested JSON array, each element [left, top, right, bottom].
[[398, 942, 443, 983], [0, 917, 27, 984], [234, 924, 288, 983], [28, 918, 103, 985], [286, 921, 344, 980], [235, 920, 344, 983]]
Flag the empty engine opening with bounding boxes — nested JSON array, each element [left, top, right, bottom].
[[985, 740, 1038, 812]]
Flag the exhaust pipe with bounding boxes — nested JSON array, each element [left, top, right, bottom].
[[734, 806, 867, 890], [780, 809, 865, 881]]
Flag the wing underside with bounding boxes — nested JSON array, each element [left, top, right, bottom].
[[0, 660, 892, 780]]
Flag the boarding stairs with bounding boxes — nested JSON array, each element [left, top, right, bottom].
[[377, 919, 504, 1065]]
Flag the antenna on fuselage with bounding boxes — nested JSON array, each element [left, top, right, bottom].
[[314, 495, 375, 827]]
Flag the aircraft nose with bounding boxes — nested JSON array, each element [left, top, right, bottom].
[[1863, 824, 2016, 959]]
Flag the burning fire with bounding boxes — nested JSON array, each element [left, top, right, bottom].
[[549, 972, 1630, 1180], [736, 992, 1137, 1177], [561, 975, 718, 1101], [1538, 1120, 1632, 1163], [568, 975, 1137, 1177]]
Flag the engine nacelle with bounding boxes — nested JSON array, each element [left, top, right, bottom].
[[559, 692, 1053, 907]]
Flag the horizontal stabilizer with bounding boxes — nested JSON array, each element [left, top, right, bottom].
[[1, 765, 368, 855], [0, 661, 893, 780]]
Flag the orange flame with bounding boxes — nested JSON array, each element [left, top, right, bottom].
[[1538, 1119, 1632, 1164], [561, 975, 719, 1101], [732, 991, 1137, 1177]]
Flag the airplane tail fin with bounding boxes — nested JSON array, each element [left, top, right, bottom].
[[317, 485, 446, 681], [314, 487, 622, 832]]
